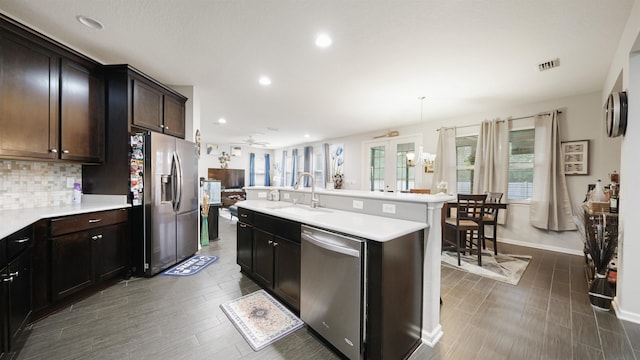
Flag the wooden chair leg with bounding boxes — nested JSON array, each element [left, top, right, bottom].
[[455, 227, 461, 266], [493, 225, 498, 255]]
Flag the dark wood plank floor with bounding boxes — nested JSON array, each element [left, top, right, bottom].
[[14, 212, 640, 359]]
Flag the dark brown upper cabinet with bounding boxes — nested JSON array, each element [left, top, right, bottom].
[[130, 71, 186, 139], [132, 78, 164, 132], [0, 15, 105, 164], [0, 31, 59, 161], [60, 58, 105, 163]]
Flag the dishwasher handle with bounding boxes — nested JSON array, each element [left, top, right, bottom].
[[302, 232, 361, 258]]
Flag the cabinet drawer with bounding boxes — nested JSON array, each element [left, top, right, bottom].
[[238, 208, 253, 225], [6, 226, 33, 261], [50, 209, 128, 237]]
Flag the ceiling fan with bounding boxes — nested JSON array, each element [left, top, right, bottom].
[[241, 135, 270, 147]]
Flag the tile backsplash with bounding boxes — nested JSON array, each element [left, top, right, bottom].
[[0, 160, 82, 210]]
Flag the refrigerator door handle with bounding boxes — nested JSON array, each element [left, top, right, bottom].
[[170, 152, 178, 212], [173, 151, 184, 212]]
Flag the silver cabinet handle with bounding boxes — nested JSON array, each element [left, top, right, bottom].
[[62, 150, 70, 154], [268, 240, 273, 245], [273, 242, 278, 247], [239, 223, 248, 228], [160, 124, 165, 129], [50, 148, 58, 153], [1, 277, 12, 283], [91, 234, 103, 240], [240, 214, 248, 218], [9, 271, 18, 277], [89, 219, 102, 223], [165, 126, 169, 130], [14, 237, 30, 244]]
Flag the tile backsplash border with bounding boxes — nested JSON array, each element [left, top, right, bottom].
[[0, 160, 81, 210]]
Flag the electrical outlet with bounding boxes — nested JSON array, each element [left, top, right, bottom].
[[352, 200, 363, 209], [66, 177, 75, 188], [382, 203, 396, 214], [283, 193, 290, 200]]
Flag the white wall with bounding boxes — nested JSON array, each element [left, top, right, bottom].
[[198, 142, 273, 186], [280, 91, 619, 255], [604, 0, 640, 324]]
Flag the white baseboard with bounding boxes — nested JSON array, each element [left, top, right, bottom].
[[499, 237, 583, 256], [613, 298, 640, 324], [420, 324, 443, 347]]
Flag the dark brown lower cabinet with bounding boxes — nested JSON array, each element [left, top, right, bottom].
[[272, 235, 301, 309], [253, 229, 275, 288], [51, 222, 128, 301], [236, 209, 301, 313], [236, 221, 253, 273], [1, 248, 32, 355]]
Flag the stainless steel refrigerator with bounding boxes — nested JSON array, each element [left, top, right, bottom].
[[130, 131, 198, 276]]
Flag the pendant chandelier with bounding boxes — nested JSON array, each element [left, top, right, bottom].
[[406, 96, 436, 171]]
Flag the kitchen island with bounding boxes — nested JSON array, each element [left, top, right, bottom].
[[240, 187, 454, 355]]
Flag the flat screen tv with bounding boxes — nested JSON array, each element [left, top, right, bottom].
[[208, 168, 245, 189]]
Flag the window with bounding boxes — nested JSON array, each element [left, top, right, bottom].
[[454, 129, 535, 200], [395, 143, 415, 191], [370, 145, 385, 191], [508, 129, 535, 200], [456, 136, 477, 194]]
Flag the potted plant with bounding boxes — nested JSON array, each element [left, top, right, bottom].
[[583, 211, 618, 310]]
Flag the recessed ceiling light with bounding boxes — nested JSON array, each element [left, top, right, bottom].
[[218, 118, 226, 124], [77, 15, 104, 30], [258, 76, 272, 86], [315, 33, 332, 48], [304, 134, 310, 138]]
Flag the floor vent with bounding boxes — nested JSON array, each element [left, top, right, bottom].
[[538, 58, 560, 72]]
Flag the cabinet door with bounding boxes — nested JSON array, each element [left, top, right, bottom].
[[8, 250, 31, 347], [0, 32, 58, 160], [237, 222, 253, 273], [0, 265, 8, 353], [95, 223, 128, 282], [132, 78, 163, 132], [273, 236, 300, 311], [51, 231, 94, 301], [60, 58, 104, 163], [163, 95, 185, 138], [253, 229, 274, 287]]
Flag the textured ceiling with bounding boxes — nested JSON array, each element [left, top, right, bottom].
[[0, 0, 634, 148]]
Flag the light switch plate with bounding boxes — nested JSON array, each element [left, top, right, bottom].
[[382, 203, 396, 214], [258, 192, 267, 198], [352, 200, 363, 209]]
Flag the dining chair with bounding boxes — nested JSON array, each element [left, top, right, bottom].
[[483, 192, 503, 255], [444, 194, 487, 266]]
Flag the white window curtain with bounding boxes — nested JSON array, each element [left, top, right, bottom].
[[432, 127, 457, 193], [530, 112, 576, 231], [473, 119, 509, 223]]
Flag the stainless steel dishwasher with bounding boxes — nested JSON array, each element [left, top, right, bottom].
[[300, 225, 366, 360]]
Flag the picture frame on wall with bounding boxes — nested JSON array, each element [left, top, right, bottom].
[[562, 140, 589, 175]]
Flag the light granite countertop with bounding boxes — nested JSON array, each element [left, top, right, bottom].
[[0, 195, 130, 239], [236, 199, 427, 242]]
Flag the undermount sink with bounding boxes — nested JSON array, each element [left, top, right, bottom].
[[273, 205, 333, 217]]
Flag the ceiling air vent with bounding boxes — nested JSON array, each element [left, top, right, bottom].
[[538, 58, 560, 72]]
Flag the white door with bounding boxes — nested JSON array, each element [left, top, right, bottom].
[[363, 135, 420, 192]]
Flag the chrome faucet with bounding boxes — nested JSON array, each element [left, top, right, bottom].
[[295, 172, 319, 208]]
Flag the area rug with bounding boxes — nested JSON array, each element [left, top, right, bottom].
[[220, 289, 304, 351], [160, 255, 218, 276], [441, 250, 531, 285]]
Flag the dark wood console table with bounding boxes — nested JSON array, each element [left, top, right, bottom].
[[221, 189, 245, 208]]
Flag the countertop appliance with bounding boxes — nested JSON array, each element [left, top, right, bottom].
[[200, 179, 222, 205], [300, 225, 366, 360], [130, 131, 198, 276]]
